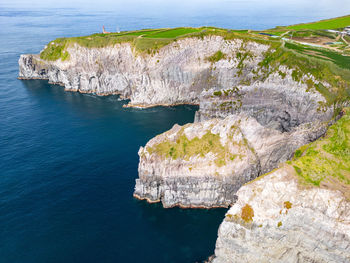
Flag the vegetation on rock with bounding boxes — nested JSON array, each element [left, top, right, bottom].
[[39, 17, 350, 117], [283, 15, 350, 30], [40, 27, 221, 60], [241, 204, 254, 223], [288, 109, 350, 198], [146, 126, 241, 167], [284, 201, 292, 209], [207, 50, 226, 63]]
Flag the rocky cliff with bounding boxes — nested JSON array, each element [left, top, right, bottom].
[[20, 30, 346, 209], [212, 110, 350, 262], [19, 29, 350, 262], [194, 68, 333, 132], [19, 36, 267, 106], [134, 113, 328, 208], [19, 35, 335, 119]]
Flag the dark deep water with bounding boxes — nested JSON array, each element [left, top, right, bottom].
[[1, 1, 350, 262]]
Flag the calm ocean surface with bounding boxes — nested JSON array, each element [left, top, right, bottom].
[[0, 1, 349, 262]]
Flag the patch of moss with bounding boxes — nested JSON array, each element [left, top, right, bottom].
[[278, 70, 286, 79], [294, 150, 303, 159], [284, 201, 292, 209], [306, 78, 314, 91], [241, 204, 254, 223], [207, 50, 226, 63], [293, 143, 311, 159], [236, 49, 254, 76], [290, 109, 350, 191], [146, 126, 240, 167], [291, 69, 303, 82], [213, 90, 222, 96], [40, 38, 67, 61]]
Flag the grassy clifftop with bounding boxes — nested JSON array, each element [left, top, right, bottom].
[[145, 125, 242, 167], [39, 27, 223, 60], [283, 15, 350, 30], [288, 108, 350, 198], [38, 17, 350, 109]]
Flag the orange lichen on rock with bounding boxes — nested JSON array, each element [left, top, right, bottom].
[[241, 204, 254, 223], [284, 201, 292, 209]]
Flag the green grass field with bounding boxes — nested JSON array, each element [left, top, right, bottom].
[[39, 27, 221, 59], [40, 14, 350, 61], [284, 42, 350, 71], [143, 28, 203, 38], [284, 15, 350, 30]]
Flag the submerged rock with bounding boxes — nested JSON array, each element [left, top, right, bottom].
[[134, 113, 328, 208]]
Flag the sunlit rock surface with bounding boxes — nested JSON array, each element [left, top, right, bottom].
[[134, 113, 327, 208]]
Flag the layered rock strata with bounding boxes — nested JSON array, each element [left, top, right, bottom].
[[19, 36, 333, 134], [212, 110, 350, 262], [194, 67, 333, 131], [19, 37, 269, 107], [212, 165, 350, 263], [134, 113, 328, 208]]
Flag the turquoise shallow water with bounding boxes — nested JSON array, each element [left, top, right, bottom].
[[0, 1, 349, 262]]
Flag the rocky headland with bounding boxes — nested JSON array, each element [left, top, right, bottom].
[[212, 110, 350, 262], [134, 114, 328, 208]]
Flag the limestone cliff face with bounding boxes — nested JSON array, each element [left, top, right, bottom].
[[18, 36, 269, 107], [212, 165, 350, 263], [194, 66, 333, 131], [134, 114, 327, 208], [19, 36, 333, 133]]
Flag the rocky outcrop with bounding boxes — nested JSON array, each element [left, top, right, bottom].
[[212, 165, 350, 263], [19, 36, 272, 107], [134, 113, 328, 208], [212, 110, 350, 262], [18, 36, 326, 110], [194, 66, 333, 131], [19, 35, 334, 129]]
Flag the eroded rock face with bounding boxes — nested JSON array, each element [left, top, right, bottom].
[[134, 114, 328, 208], [194, 66, 333, 132], [19, 36, 270, 107], [19, 36, 334, 132], [212, 166, 350, 263]]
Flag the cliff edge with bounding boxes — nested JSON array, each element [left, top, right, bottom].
[[134, 114, 328, 208], [212, 109, 350, 262]]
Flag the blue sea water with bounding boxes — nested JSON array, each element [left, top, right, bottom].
[[0, 1, 349, 262]]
